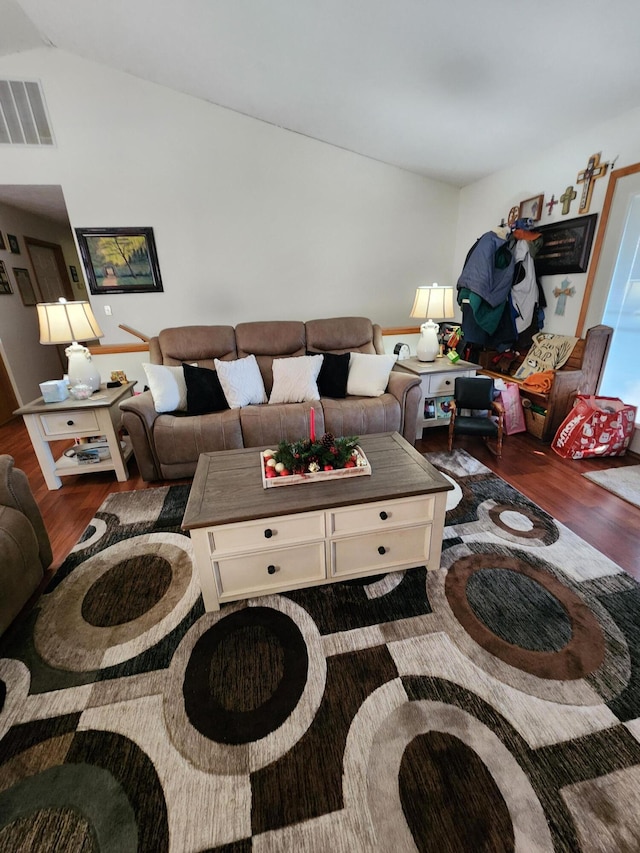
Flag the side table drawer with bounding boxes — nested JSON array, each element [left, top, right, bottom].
[[428, 372, 470, 396], [331, 524, 432, 577], [215, 542, 326, 596], [208, 510, 325, 554], [329, 496, 434, 535], [39, 409, 100, 436]]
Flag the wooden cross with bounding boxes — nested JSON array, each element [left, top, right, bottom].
[[553, 278, 575, 316], [577, 152, 608, 214], [545, 194, 558, 215], [560, 185, 577, 215]]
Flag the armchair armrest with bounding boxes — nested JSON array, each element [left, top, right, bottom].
[[386, 371, 421, 444], [119, 391, 162, 481]]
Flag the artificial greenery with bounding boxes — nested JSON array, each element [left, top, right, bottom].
[[274, 433, 360, 473]]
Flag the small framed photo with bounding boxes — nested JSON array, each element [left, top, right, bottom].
[[518, 194, 545, 222], [0, 260, 13, 293], [75, 226, 164, 294], [0, 231, 6, 250], [7, 233, 20, 254], [69, 265, 79, 282], [13, 267, 39, 305]]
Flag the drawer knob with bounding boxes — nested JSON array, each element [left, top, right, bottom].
[[267, 564, 277, 575], [379, 511, 388, 520], [378, 546, 386, 555], [67, 419, 74, 426], [264, 528, 273, 538]]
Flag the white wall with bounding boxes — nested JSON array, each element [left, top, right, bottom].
[[0, 47, 459, 346], [0, 200, 86, 403], [455, 106, 640, 337]]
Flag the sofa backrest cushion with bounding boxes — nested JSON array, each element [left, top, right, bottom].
[[305, 317, 382, 355], [236, 321, 306, 394], [153, 325, 237, 368]]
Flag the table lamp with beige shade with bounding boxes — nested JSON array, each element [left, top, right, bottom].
[[410, 283, 455, 362], [37, 298, 104, 392]]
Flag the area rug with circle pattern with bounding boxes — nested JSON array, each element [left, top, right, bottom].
[[1, 449, 640, 851]]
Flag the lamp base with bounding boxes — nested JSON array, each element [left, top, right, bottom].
[[416, 320, 440, 362], [66, 343, 101, 392]]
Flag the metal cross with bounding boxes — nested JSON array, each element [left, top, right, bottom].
[[559, 185, 577, 216], [577, 152, 608, 214], [545, 194, 558, 215]]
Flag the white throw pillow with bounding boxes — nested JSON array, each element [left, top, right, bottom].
[[214, 354, 267, 408], [346, 352, 397, 397], [143, 363, 188, 413], [269, 355, 324, 404]]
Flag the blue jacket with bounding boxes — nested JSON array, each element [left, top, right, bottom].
[[457, 231, 515, 308]]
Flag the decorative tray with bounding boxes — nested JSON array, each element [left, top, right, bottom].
[[261, 446, 371, 488]]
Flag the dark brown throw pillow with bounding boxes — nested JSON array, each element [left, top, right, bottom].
[[182, 363, 229, 415]]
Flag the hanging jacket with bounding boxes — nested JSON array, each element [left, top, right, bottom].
[[511, 240, 538, 333], [457, 231, 515, 308]]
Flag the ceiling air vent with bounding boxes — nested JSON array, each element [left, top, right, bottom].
[[0, 80, 54, 146]]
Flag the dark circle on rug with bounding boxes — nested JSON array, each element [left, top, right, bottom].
[[183, 606, 309, 744], [81, 555, 173, 626], [466, 569, 572, 651], [488, 502, 557, 544], [0, 763, 138, 853], [399, 731, 515, 851], [445, 553, 606, 680]]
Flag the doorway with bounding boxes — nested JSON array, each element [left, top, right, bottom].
[[25, 237, 74, 302]]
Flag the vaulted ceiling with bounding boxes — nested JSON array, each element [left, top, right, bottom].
[[3, 0, 640, 187]]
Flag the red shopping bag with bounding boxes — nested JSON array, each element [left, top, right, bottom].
[[498, 382, 526, 435], [552, 396, 637, 459]]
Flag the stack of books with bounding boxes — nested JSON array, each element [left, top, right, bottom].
[[74, 435, 111, 465]]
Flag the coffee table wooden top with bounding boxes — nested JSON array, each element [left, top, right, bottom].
[[183, 431, 452, 530]]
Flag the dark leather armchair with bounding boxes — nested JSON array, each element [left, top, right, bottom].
[[0, 455, 52, 636], [447, 377, 504, 459]]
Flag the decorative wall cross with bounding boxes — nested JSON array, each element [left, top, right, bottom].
[[560, 185, 577, 215], [545, 195, 558, 215], [577, 152, 608, 214], [553, 278, 575, 316]]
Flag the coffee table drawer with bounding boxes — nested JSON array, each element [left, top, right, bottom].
[[329, 496, 434, 536], [208, 510, 325, 554], [331, 524, 431, 577], [215, 542, 326, 596]]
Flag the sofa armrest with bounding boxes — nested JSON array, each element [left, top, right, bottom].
[[119, 391, 163, 481], [385, 371, 421, 445]]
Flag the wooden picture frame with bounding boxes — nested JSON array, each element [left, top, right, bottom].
[[13, 267, 38, 305], [535, 214, 598, 276], [519, 194, 545, 222], [75, 226, 164, 294], [0, 260, 13, 293]]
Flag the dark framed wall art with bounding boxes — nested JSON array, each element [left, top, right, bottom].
[[0, 231, 6, 250], [534, 214, 598, 276], [7, 234, 20, 254], [0, 260, 13, 293], [75, 226, 164, 294], [13, 267, 39, 305]]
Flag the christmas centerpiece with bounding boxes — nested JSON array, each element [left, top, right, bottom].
[[260, 409, 371, 487]]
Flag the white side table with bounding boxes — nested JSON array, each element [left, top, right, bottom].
[[14, 382, 136, 490], [394, 357, 480, 439]]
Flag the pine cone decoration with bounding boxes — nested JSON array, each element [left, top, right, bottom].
[[321, 432, 335, 449]]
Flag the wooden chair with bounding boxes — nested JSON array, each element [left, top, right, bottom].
[[448, 377, 504, 458]]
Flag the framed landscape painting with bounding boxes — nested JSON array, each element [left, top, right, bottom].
[[75, 227, 164, 294]]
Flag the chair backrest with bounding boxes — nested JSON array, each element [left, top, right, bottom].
[[454, 377, 495, 410], [0, 455, 52, 570]]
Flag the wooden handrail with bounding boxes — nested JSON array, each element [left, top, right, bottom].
[[119, 324, 151, 342]]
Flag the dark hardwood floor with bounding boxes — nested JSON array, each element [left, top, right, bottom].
[[2, 415, 639, 581]]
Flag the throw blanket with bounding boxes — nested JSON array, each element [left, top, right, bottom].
[[521, 370, 555, 394], [514, 332, 578, 379]]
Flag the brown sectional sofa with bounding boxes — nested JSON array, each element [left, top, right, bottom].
[[119, 317, 421, 481]]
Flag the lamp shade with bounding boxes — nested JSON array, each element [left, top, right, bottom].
[[410, 283, 455, 321], [37, 299, 104, 344]]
